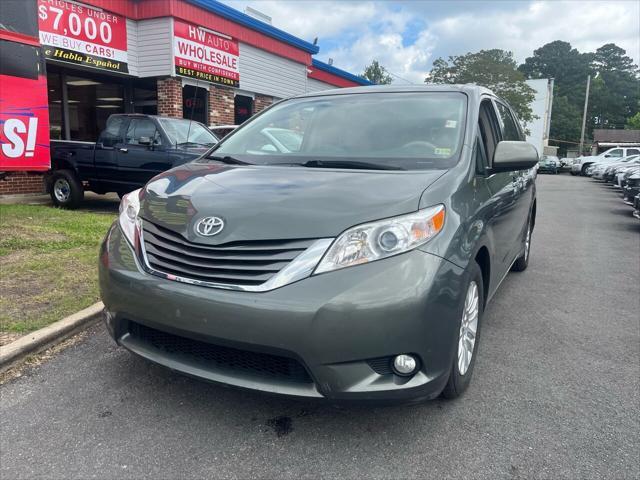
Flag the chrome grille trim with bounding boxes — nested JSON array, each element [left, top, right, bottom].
[[138, 219, 333, 292]]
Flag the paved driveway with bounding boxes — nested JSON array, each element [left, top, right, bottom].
[[1, 174, 639, 479]]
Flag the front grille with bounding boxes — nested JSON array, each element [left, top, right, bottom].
[[141, 220, 315, 286], [128, 322, 313, 384]]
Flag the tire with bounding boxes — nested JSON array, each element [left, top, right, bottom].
[[50, 170, 84, 209], [581, 164, 591, 176], [511, 215, 532, 272], [570, 171, 578, 176], [441, 261, 484, 400]]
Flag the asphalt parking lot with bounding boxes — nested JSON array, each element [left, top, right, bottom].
[[1, 174, 639, 480]]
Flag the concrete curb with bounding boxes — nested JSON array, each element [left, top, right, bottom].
[[0, 302, 104, 373]]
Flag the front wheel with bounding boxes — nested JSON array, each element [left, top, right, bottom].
[[511, 217, 532, 272], [441, 262, 484, 399], [50, 170, 84, 209]]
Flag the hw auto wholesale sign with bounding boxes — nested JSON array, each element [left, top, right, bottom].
[[38, 0, 128, 73], [174, 20, 239, 87]]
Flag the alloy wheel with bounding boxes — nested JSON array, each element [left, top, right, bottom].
[[54, 178, 71, 203], [458, 281, 479, 375]]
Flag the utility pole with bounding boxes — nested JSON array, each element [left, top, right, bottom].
[[579, 75, 591, 155]]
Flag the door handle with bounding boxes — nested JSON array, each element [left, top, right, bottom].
[[119, 148, 128, 153]]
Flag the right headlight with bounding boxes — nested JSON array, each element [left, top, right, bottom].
[[118, 188, 142, 246], [314, 205, 445, 274]]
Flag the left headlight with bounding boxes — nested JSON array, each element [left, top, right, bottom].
[[314, 205, 445, 274], [118, 188, 142, 246]]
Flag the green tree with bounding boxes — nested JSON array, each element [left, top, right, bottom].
[[426, 49, 536, 128], [548, 96, 582, 150], [519, 41, 593, 106], [626, 112, 640, 129], [361, 60, 393, 85], [589, 43, 639, 129]]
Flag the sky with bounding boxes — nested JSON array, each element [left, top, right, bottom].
[[221, 0, 640, 83]]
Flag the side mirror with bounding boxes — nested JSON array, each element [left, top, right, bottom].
[[138, 136, 152, 146], [492, 141, 538, 171]]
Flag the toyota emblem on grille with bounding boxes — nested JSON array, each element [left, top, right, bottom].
[[195, 216, 224, 236]]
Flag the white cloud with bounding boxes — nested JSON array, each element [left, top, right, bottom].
[[222, 0, 640, 83]]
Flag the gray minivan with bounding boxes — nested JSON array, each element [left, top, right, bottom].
[[99, 85, 538, 402]]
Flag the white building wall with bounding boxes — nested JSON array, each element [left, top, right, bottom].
[[525, 78, 554, 155], [305, 78, 338, 93], [238, 43, 307, 99], [125, 19, 139, 76], [136, 18, 174, 77]]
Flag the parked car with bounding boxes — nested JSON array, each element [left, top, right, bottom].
[[608, 156, 640, 183], [47, 114, 219, 208], [100, 85, 538, 403], [622, 172, 640, 205], [209, 125, 238, 139], [593, 156, 640, 182], [538, 155, 559, 174], [618, 165, 640, 189], [570, 147, 640, 176]]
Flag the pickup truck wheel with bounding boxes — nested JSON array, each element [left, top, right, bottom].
[[441, 262, 484, 399], [50, 170, 83, 209]]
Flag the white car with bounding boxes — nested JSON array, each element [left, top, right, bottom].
[[591, 155, 640, 181], [571, 147, 640, 176]]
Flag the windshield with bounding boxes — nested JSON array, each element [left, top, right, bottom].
[[159, 118, 218, 146], [209, 92, 467, 170]]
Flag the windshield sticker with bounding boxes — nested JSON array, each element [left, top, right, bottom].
[[435, 148, 452, 156], [445, 120, 457, 128]]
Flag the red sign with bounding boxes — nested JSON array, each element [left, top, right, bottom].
[[0, 74, 50, 172], [38, 0, 128, 73], [173, 19, 239, 87]]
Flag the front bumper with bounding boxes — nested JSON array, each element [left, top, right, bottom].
[[99, 223, 466, 402]]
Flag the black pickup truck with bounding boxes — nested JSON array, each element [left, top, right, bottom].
[[47, 114, 218, 208]]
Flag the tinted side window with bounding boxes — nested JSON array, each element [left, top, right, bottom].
[[98, 116, 125, 147], [495, 102, 522, 141], [125, 119, 161, 145], [607, 149, 623, 157], [478, 100, 501, 168], [626, 149, 640, 156], [475, 136, 489, 174]]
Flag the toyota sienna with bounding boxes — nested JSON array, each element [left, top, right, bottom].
[[99, 85, 538, 402]]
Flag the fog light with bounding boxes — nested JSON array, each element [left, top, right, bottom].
[[392, 354, 418, 376]]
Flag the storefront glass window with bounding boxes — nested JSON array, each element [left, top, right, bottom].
[[66, 74, 125, 141], [133, 79, 158, 115], [183, 85, 208, 125], [47, 71, 64, 140], [234, 95, 253, 125]]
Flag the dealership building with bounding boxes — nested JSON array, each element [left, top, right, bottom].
[[1, 0, 370, 195]]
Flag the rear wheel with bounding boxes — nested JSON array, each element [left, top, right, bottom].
[[50, 170, 83, 209], [441, 262, 484, 399]]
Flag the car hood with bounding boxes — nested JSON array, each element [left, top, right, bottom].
[[139, 162, 446, 244]]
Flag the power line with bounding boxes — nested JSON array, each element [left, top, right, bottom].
[[386, 70, 417, 85]]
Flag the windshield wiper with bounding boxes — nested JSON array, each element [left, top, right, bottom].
[[207, 155, 252, 165], [298, 159, 405, 171], [176, 141, 210, 147]]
